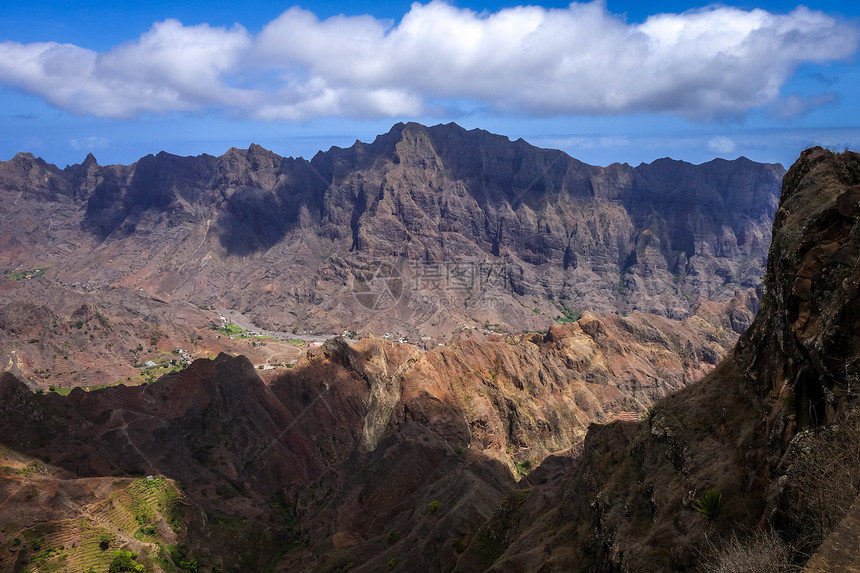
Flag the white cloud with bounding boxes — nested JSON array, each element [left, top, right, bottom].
[[539, 135, 632, 151], [0, 2, 857, 120], [70, 136, 109, 150], [706, 136, 737, 154]]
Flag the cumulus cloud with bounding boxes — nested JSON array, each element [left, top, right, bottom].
[[0, 21, 253, 118], [0, 2, 857, 120]]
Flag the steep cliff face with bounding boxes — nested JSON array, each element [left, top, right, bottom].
[[460, 148, 860, 572], [741, 147, 860, 430], [320, 124, 779, 313], [0, 123, 782, 337], [311, 122, 781, 324]]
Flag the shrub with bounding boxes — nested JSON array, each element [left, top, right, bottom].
[[692, 489, 722, 520], [109, 550, 144, 572], [515, 459, 533, 476], [387, 529, 399, 544], [703, 531, 794, 573], [134, 525, 156, 540], [98, 531, 113, 551], [428, 500, 440, 515], [388, 558, 396, 570], [782, 407, 860, 552], [168, 544, 199, 571]]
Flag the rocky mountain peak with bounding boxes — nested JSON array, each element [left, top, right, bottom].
[[81, 152, 98, 168], [740, 146, 860, 430]]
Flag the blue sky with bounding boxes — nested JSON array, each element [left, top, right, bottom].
[[1, 1, 858, 169]]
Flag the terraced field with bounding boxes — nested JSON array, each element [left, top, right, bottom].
[[0, 447, 187, 572]]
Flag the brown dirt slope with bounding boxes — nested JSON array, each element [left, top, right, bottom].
[[0, 279, 304, 390], [0, 290, 743, 572]]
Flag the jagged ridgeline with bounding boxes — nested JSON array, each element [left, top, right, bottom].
[[0, 122, 783, 337]]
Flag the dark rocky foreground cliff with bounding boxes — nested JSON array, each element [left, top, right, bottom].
[[0, 147, 857, 572], [0, 122, 783, 338]]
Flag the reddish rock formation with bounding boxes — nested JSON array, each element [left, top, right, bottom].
[[0, 294, 737, 571]]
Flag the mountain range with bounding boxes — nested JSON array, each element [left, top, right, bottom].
[[0, 122, 783, 340], [3, 127, 856, 572]]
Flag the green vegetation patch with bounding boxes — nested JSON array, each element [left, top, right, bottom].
[[168, 544, 200, 571], [4, 266, 47, 281], [514, 459, 533, 476], [109, 550, 145, 572], [692, 489, 722, 520], [554, 300, 581, 324], [210, 321, 273, 340], [220, 322, 246, 336]]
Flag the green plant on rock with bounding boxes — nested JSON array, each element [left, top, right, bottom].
[[387, 529, 399, 544], [515, 459, 533, 476], [555, 300, 580, 324], [168, 544, 199, 571], [134, 525, 157, 540], [692, 489, 722, 520], [109, 550, 144, 572], [428, 500, 440, 515]]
